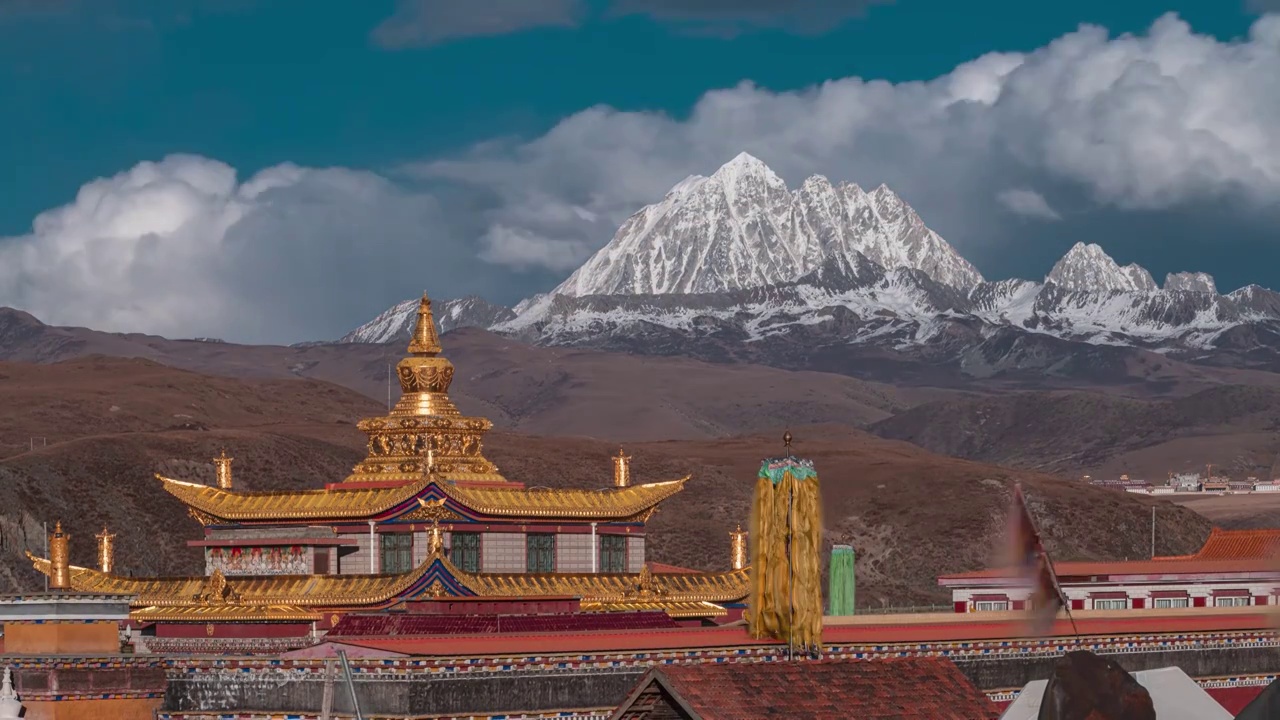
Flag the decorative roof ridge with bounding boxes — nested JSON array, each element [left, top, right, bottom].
[[156, 474, 433, 498]]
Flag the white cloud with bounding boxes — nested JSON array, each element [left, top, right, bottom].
[[417, 13, 1280, 272], [0, 155, 497, 345], [996, 189, 1062, 221]]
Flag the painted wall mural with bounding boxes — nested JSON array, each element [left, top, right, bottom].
[[205, 546, 310, 576]]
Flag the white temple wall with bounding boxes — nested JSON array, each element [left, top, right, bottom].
[[482, 532, 526, 572], [556, 533, 593, 573], [627, 536, 645, 573]]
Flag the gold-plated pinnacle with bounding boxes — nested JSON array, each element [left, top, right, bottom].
[[407, 292, 443, 356], [783, 430, 793, 448]]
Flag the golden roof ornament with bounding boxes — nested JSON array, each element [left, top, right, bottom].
[[730, 524, 748, 571], [213, 449, 234, 490], [49, 521, 70, 590], [613, 448, 632, 488], [95, 525, 116, 574]]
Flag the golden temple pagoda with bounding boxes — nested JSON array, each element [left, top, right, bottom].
[[29, 293, 748, 636]]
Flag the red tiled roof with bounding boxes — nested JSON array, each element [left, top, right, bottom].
[[612, 656, 998, 720], [940, 528, 1280, 583], [1159, 528, 1280, 561]]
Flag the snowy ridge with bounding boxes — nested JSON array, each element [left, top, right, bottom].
[[340, 154, 1280, 367]]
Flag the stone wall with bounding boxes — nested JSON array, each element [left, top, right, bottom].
[[159, 642, 1280, 718], [164, 667, 638, 717], [955, 644, 1280, 691]]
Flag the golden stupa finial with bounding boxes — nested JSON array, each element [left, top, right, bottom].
[[730, 524, 748, 571], [407, 292, 443, 356]]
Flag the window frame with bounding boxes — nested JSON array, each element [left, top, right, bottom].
[[449, 531, 481, 573], [1214, 595, 1250, 607], [599, 534, 627, 573], [379, 532, 414, 575], [526, 533, 557, 573], [974, 600, 1009, 612], [1154, 597, 1190, 609], [1092, 598, 1128, 610]]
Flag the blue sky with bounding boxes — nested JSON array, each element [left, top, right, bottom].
[[1, 0, 1278, 342]]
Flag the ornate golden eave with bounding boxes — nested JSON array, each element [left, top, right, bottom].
[[27, 551, 749, 611], [157, 474, 690, 523], [130, 605, 321, 623]]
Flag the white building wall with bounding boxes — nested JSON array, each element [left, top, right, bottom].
[[951, 580, 1277, 610], [627, 536, 645, 573], [482, 532, 526, 572], [341, 530, 377, 574], [557, 533, 594, 573]]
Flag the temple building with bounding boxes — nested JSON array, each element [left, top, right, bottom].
[[28, 293, 748, 649], [940, 528, 1280, 613]]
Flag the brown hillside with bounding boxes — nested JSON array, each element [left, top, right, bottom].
[[0, 359, 1211, 606], [0, 309, 929, 441], [870, 385, 1280, 480]]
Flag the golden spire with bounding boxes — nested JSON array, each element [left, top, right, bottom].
[[49, 521, 70, 590], [213, 449, 233, 490], [96, 525, 116, 574], [345, 287, 504, 484], [613, 448, 632, 488], [730, 524, 748, 571], [407, 292, 442, 356]]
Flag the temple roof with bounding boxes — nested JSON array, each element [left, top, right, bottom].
[[27, 552, 749, 613], [158, 474, 689, 523], [130, 605, 321, 623]]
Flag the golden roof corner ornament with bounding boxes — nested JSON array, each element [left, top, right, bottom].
[[407, 292, 443, 356]]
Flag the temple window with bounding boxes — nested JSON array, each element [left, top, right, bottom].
[[527, 534, 556, 573], [599, 535, 626, 573], [1092, 598, 1127, 610], [450, 532, 481, 573], [1215, 595, 1250, 607], [1154, 597, 1189, 609], [974, 600, 1008, 612], [381, 533, 414, 574]]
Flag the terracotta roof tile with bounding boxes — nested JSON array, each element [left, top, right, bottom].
[[616, 656, 998, 720]]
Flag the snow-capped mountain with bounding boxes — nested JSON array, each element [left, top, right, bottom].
[[1044, 242, 1157, 293], [339, 154, 1280, 379], [554, 153, 982, 297]]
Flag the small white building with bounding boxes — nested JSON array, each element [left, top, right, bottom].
[[940, 528, 1280, 613]]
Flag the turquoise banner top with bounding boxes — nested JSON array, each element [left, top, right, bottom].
[[758, 456, 817, 485]]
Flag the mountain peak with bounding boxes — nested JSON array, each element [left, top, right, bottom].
[[552, 155, 981, 297], [1046, 243, 1157, 293], [1164, 271, 1217, 294]]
